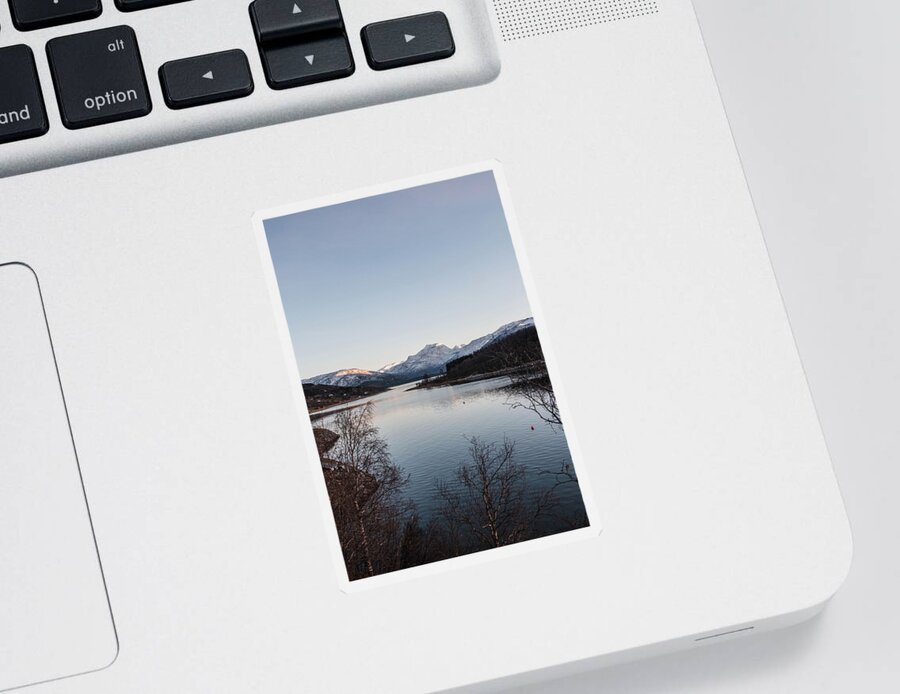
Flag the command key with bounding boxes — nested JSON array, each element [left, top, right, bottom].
[[0, 45, 49, 145]]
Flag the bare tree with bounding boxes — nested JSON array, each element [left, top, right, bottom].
[[506, 369, 561, 428], [490, 338, 562, 429], [323, 404, 413, 580], [435, 437, 559, 552], [537, 462, 589, 530]]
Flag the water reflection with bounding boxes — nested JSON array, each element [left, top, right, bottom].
[[316, 376, 587, 527]]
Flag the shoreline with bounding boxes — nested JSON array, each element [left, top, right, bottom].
[[304, 362, 549, 421], [412, 361, 546, 391], [306, 368, 548, 419]]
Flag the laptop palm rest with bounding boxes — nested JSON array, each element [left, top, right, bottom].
[[0, 264, 117, 692]]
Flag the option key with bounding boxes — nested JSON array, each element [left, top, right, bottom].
[[47, 26, 152, 130]]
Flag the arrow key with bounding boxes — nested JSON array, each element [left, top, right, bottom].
[[362, 12, 455, 71], [250, 0, 344, 43], [261, 34, 354, 90], [8, 0, 101, 32], [159, 50, 254, 109]]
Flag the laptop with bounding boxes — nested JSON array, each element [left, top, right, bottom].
[[0, 1, 851, 692]]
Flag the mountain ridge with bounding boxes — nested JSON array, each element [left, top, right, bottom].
[[303, 317, 535, 387]]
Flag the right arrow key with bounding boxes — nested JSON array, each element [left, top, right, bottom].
[[361, 12, 455, 71]]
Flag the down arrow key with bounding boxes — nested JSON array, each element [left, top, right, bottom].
[[260, 34, 354, 89]]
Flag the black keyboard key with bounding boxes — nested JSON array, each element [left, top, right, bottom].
[[250, 0, 343, 43], [0, 45, 49, 145], [261, 34, 353, 90], [115, 0, 191, 11], [361, 12, 455, 71], [8, 0, 102, 32], [47, 26, 151, 130], [159, 50, 254, 109]]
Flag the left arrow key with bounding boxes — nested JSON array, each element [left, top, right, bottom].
[[159, 50, 254, 110]]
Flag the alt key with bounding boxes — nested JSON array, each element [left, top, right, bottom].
[[47, 26, 152, 130]]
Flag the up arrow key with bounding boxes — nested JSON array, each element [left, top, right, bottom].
[[404, 34, 415, 43], [251, 0, 344, 42]]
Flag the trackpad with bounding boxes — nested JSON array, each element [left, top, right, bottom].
[[0, 264, 117, 691]]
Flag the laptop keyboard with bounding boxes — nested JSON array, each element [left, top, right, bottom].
[[0, 0, 498, 176]]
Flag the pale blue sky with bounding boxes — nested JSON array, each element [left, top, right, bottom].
[[264, 171, 532, 379]]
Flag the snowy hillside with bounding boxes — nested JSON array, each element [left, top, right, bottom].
[[304, 368, 385, 387], [303, 317, 535, 386]]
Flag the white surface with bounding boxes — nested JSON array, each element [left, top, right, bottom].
[[520, 1, 900, 691], [0, 1, 853, 691], [0, 264, 117, 692]]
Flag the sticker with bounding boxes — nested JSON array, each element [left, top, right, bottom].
[[254, 162, 599, 589]]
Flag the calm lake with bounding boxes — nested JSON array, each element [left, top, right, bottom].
[[313, 376, 588, 530]]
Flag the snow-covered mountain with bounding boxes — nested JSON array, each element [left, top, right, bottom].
[[304, 368, 385, 388], [303, 317, 535, 386], [453, 317, 535, 361], [378, 343, 455, 380]]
